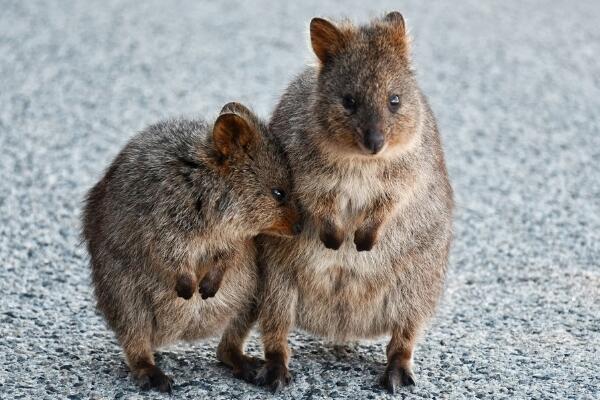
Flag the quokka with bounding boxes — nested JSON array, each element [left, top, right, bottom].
[[247, 12, 454, 393], [82, 102, 302, 392]]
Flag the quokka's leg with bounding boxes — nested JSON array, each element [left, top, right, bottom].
[[380, 322, 418, 394], [216, 301, 263, 382], [313, 191, 344, 250], [255, 281, 296, 392], [121, 333, 173, 393]]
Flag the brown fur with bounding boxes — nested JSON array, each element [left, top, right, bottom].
[[241, 13, 453, 393], [82, 102, 302, 392]]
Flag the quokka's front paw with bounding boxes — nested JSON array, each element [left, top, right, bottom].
[[198, 274, 220, 299], [319, 225, 344, 250], [353, 227, 378, 252], [175, 274, 196, 300], [198, 266, 226, 299], [255, 361, 292, 393]]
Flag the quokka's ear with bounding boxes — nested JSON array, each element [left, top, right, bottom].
[[213, 113, 258, 161], [219, 101, 251, 116], [383, 11, 408, 48], [310, 17, 345, 64], [384, 11, 406, 34]]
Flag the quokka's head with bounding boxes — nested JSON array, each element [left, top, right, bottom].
[[212, 102, 303, 238], [310, 12, 421, 158]]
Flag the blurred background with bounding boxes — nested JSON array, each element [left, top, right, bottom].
[[1, 0, 599, 398]]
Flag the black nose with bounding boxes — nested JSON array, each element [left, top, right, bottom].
[[363, 129, 385, 154], [292, 221, 303, 235]]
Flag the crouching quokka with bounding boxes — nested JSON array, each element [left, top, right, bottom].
[[244, 13, 454, 393], [82, 102, 302, 392]]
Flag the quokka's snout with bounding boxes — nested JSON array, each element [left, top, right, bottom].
[[360, 122, 386, 155], [262, 202, 303, 238]]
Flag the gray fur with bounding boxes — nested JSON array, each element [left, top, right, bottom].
[[82, 104, 301, 392], [251, 13, 454, 394]]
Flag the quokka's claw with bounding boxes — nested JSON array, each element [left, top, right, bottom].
[[255, 362, 292, 393]]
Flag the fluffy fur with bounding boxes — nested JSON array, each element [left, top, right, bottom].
[[244, 13, 454, 393], [82, 102, 301, 392]]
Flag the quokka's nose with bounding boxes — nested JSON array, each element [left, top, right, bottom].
[[364, 129, 385, 154], [292, 221, 303, 235]]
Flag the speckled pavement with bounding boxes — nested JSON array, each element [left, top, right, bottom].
[[1, 0, 599, 399]]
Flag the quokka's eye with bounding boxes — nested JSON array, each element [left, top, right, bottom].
[[271, 188, 287, 204], [389, 94, 401, 112], [342, 94, 357, 113]]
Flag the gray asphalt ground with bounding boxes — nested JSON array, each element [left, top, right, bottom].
[[1, 0, 599, 399]]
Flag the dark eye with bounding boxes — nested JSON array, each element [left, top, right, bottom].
[[271, 188, 287, 204], [389, 94, 401, 112], [342, 94, 357, 113]]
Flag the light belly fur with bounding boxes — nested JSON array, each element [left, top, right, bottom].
[[292, 220, 400, 341], [150, 256, 258, 347]]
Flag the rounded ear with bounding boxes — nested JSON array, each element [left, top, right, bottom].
[[310, 17, 344, 64], [213, 113, 257, 160], [219, 101, 251, 116], [383, 11, 409, 55], [384, 11, 406, 35]]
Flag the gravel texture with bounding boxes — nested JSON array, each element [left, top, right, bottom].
[[1, 0, 599, 399]]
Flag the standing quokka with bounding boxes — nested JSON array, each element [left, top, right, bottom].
[[82, 102, 302, 392], [248, 13, 454, 393]]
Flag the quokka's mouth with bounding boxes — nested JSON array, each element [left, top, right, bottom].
[[261, 221, 303, 238], [356, 140, 388, 156], [261, 229, 296, 238]]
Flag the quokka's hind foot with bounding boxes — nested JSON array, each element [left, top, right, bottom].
[[125, 337, 173, 393], [231, 354, 265, 383], [216, 301, 262, 382], [138, 365, 174, 393], [134, 360, 174, 393], [216, 336, 264, 383], [381, 326, 417, 393], [255, 360, 291, 393], [380, 363, 415, 394]]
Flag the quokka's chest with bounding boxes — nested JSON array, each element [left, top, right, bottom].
[[300, 167, 388, 221], [338, 174, 383, 214]]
